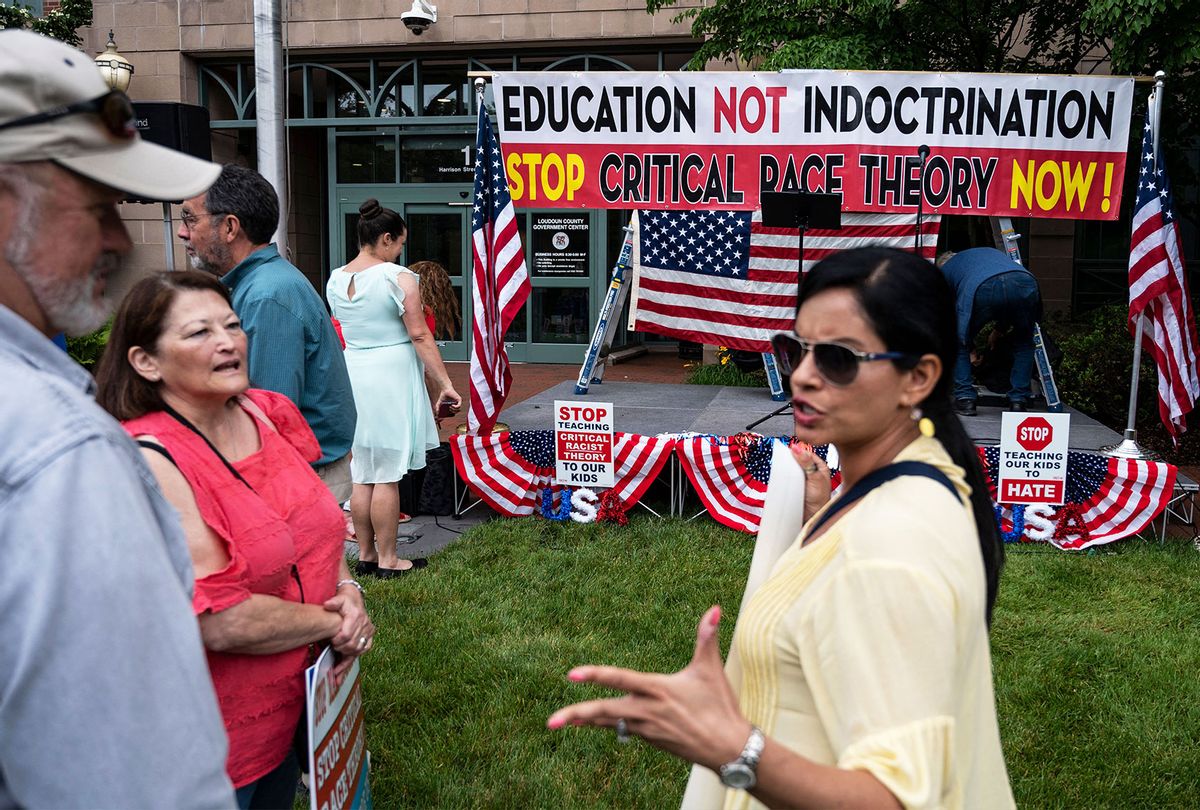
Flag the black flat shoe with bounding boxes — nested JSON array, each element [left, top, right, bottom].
[[354, 560, 379, 577], [376, 559, 428, 578]]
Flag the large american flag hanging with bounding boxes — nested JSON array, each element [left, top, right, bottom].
[[468, 106, 530, 435], [1128, 104, 1200, 440], [630, 210, 941, 353], [451, 431, 676, 515]]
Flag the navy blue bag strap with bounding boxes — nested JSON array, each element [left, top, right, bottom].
[[806, 461, 958, 539]]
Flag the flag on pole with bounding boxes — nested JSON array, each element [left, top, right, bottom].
[[1128, 106, 1200, 440], [630, 210, 940, 353], [468, 104, 530, 435]]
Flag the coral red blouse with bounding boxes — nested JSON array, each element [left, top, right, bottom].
[[123, 389, 345, 788]]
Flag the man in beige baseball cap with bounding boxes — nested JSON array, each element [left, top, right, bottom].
[[0, 28, 219, 201], [0, 30, 235, 809]]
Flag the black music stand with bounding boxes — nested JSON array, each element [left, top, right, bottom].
[[746, 190, 843, 431]]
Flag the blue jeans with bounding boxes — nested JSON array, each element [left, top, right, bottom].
[[235, 750, 299, 810], [953, 272, 1041, 403]]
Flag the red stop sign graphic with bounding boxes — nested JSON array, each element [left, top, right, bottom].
[[1016, 416, 1053, 451]]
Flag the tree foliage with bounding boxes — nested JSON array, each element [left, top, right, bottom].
[[0, 0, 92, 48]]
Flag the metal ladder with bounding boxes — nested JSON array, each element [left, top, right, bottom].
[[574, 223, 634, 394], [991, 218, 1063, 412]]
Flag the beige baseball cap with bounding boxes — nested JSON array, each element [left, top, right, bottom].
[[0, 29, 220, 201]]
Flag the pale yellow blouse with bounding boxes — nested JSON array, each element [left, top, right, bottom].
[[709, 437, 1014, 810]]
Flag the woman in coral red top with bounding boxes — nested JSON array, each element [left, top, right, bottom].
[[96, 271, 374, 809]]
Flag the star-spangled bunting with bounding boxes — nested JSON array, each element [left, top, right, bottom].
[[449, 432, 1174, 547], [977, 446, 1176, 549], [631, 209, 941, 353], [1127, 103, 1200, 441], [451, 431, 676, 515], [467, 105, 530, 435]]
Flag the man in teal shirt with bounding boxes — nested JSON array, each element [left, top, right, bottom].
[[179, 165, 356, 500]]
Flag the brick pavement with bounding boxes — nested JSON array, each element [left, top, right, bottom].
[[435, 348, 692, 440]]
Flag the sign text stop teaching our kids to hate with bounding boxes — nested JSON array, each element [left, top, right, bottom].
[[493, 71, 1135, 220]]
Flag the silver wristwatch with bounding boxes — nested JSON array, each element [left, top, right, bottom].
[[719, 726, 765, 790]]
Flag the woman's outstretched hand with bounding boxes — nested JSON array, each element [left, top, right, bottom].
[[547, 606, 752, 773], [791, 441, 832, 523]]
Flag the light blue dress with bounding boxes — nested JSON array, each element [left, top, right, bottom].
[[326, 262, 438, 484]]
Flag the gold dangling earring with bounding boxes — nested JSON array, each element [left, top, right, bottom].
[[911, 407, 936, 438]]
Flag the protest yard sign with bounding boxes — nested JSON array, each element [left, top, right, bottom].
[[554, 399, 615, 487], [494, 71, 1134, 220], [998, 412, 1071, 505], [307, 647, 371, 810]]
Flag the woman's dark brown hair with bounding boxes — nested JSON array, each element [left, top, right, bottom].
[[356, 198, 406, 249], [95, 271, 234, 421], [409, 260, 461, 339]]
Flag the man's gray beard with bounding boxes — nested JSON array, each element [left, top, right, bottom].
[[5, 206, 123, 337], [189, 240, 233, 276]]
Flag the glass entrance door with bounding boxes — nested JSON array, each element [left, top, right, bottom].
[[333, 188, 471, 361], [334, 189, 610, 364]]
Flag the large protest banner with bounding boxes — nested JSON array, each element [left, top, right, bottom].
[[493, 71, 1135, 220]]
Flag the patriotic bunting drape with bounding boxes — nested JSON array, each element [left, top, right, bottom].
[[630, 210, 941, 353], [450, 432, 1176, 548], [977, 446, 1176, 549], [451, 431, 676, 516]]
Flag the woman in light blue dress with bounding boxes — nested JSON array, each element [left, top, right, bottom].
[[327, 199, 462, 577]]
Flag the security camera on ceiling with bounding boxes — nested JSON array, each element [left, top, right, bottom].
[[401, 0, 437, 34]]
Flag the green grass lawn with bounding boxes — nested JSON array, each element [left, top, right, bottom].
[[355, 518, 1200, 808]]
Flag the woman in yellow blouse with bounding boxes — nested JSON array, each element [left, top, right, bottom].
[[549, 247, 1013, 809]]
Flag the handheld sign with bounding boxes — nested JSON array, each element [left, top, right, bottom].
[[554, 399, 615, 488], [998, 412, 1070, 505], [307, 647, 372, 810]]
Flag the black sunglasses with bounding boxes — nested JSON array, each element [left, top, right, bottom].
[[0, 90, 135, 139], [770, 332, 919, 387]]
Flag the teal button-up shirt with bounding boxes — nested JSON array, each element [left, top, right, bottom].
[[222, 245, 356, 465]]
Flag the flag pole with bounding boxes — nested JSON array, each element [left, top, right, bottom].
[[1103, 70, 1165, 460]]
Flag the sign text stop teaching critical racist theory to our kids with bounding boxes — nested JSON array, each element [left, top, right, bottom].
[[998, 412, 1071, 505], [554, 400, 615, 488], [493, 71, 1134, 220]]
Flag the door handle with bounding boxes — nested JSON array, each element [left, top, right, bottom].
[[447, 202, 473, 207]]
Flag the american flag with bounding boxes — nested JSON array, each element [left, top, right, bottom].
[[1128, 103, 1200, 440], [468, 106, 530, 435], [979, 446, 1177, 549], [630, 210, 941, 353], [450, 430, 676, 516]]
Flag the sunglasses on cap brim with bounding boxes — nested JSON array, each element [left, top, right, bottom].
[[770, 331, 920, 387], [0, 90, 135, 139]]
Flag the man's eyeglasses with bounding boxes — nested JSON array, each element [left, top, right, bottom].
[[770, 332, 919, 387], [179, 210, 229, 230], [0, 90, 136, 139]]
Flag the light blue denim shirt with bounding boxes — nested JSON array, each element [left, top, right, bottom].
[[222, 245, 356, 465], [0, 304, 234, 808]]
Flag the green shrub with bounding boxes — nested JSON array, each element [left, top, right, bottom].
[[66, 322, 111, 372], [685, 362, 767, 387], [1049, 304, 1195, 463], [0, 0, 92, 48]]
